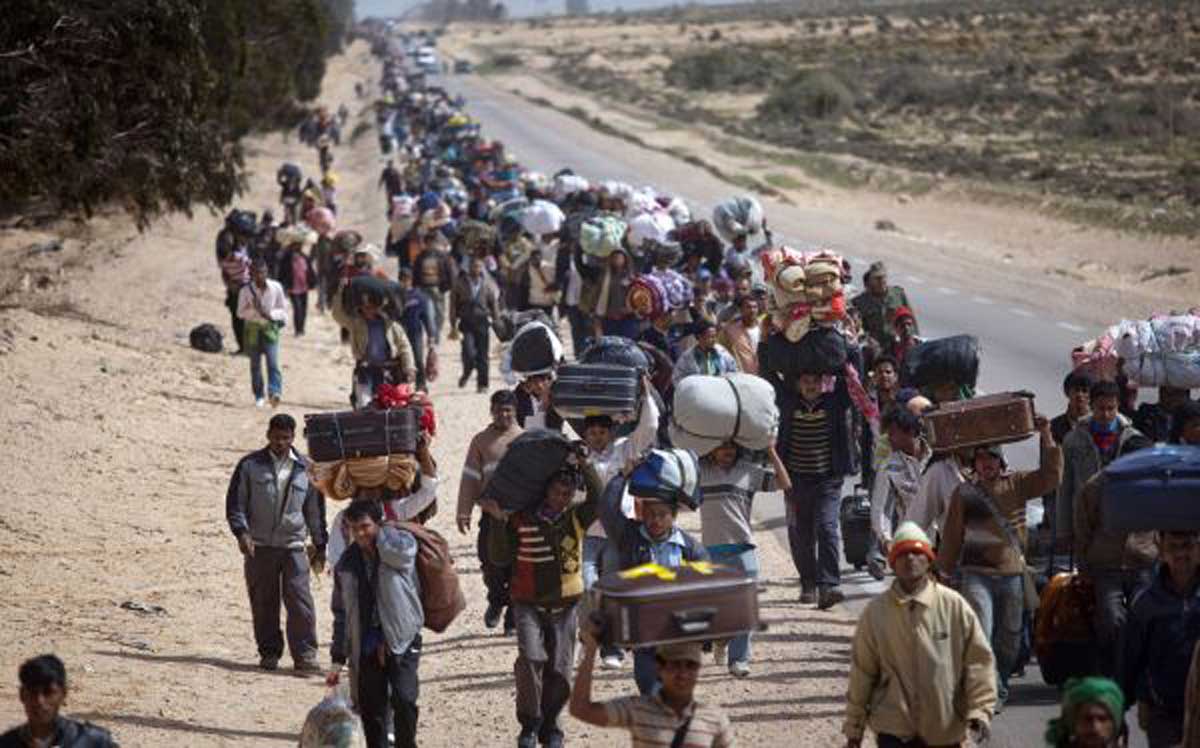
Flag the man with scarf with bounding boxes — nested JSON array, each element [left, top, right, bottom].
[[1058, 380, 1148, 552]]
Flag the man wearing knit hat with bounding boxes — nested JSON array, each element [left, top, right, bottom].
[[571, 623, 734, 747], [845, 521, 996, 748], [1045, 677, 1126, 747]]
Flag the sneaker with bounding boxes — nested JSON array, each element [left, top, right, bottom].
[[484, 603, 504, 629], [259, 656, 279, 671], [517, 728, 538, 748], [269, 394, 281, 408], [541, 731, 564, 748], [294, 658, 322, 675], [799, 587, 817, 605], [867, 557, 887, 581], [254, 397, 266, 408], [600, 654, 623, 670], [728, 660, 751, 678], [712, 641, 728, 666], [818, 587, 846, 610]]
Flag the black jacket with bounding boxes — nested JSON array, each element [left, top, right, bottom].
[[1120, 564, 1200, 715], [514, 385, 563, 432], [0, 718, 118, 748]]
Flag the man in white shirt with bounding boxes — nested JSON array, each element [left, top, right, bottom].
[[237, 259, 290, 407]]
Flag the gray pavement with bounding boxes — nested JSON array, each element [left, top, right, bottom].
[[438, 72, 1150, 747]]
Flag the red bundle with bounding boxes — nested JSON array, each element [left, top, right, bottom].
[[373, 384, 438, 437]]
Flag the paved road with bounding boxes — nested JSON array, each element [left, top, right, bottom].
[[439, 73, 1150, 746]]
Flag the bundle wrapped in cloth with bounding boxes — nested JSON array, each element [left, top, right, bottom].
[[580, 214, 628, 258], [628, 448, 700, 510], [758, 246, 847, 343], [1074, 312, 1200, 388], [712, 196, 764, 242], [313, 454, 421, 501], [627, 274, 669, 320], [669, 374, 779, 457]]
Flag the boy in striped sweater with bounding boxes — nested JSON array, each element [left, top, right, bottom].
[[484, 446, 603, 748]]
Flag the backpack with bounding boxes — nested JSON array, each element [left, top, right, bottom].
[[189, 323, 224, 353], [1035, 571, 1097, 686], [396, 522, 465, 633]]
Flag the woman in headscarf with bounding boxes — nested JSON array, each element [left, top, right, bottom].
[[1045, 677, 1127, 747]]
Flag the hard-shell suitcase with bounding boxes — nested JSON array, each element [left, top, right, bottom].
[[591, 562, 758, 648], [902, 334, 980, 390], [922, 391, 1036, 453], [840, 489, 873, 571], [550, 363, 640, 420], [305, 407, 418, 462], [1102, 445, 1200, 532]]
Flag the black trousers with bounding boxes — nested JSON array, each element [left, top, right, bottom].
[[291, 292, 308, 335], [477, 514, 510, 609], [225, 287, 245, 351], [460, 323, 490, 388], [359, 635, 422, 748]]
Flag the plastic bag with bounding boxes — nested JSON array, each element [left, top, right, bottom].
[[299, 684, 366, 748]]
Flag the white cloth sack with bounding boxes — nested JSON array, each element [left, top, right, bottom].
[[519, 199, 565, 238], [669, 373, 780, 456], [712, 196, 764, 242]]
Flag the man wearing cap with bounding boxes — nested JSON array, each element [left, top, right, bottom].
[[845, 521, 996, 748], [889, 306, 923, 366], [571, 627, 734, 748], [937, 415, 1062, 709], [1046, 677, 1127, 748], [851, 262, 916, 355]]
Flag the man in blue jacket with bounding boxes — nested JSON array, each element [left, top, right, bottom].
[[1120, 529, 1200, 747], [225, 414, 328, 673]]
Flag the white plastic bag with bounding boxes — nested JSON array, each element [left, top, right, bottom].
[[299, 684, 366, 748]]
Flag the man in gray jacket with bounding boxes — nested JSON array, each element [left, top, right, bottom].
[[225, 414, 328, 672], [331, 500, 424, 748]]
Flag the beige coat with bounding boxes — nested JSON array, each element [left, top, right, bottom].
[[331, 285, 417, 381], [845, 579, 996, 745]]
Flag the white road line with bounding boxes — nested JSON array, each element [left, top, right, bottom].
[[1056, 321, 1086, 333], [971, 296, 995, 305], [936, 286, 959, 296], [905, 274, 924, 284], [1010, 307, 1035, 318]]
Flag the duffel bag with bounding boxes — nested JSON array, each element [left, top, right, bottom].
[[628, 448, 700, 510], [669, 374, 779, 456], [581, 335, 651, 373], [493, 309, 554, 344], [510, 320, 563, 377], [1035, 572, 1097, 687], [484, 429, 574, 513], [902, 334, 980, 391], [761, 327, 848, 381], [1102, 445, 1200, 532]]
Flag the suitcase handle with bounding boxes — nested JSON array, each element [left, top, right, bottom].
[[672, 607, 717, 635]]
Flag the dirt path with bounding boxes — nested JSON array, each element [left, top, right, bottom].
[[0, 42, 855, 746]]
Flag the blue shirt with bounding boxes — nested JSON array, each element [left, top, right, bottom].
[[639, 525, 687, 568], [365, 318, 391, 364]]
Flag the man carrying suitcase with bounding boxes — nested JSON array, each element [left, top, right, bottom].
[[570, 623, 734, 748]]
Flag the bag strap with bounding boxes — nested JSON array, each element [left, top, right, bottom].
[[725, 377, 743, 440], [972, 485, 1026, 562], [670, 717, 693, 748]]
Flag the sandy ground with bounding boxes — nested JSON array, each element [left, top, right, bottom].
[[439, 22, 1200, 318], [0, 42, 853, 746]]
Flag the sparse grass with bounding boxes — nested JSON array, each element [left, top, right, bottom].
[[764, 173, 806, 190]]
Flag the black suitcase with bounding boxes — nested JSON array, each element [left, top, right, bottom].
[[483, 429, 574, 513], [550, 363, 640, 420], [840, 488, 872, 570], [591, 563, 759, 648], [304, 407, 418, 462]]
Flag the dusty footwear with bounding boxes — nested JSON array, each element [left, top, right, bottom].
[[484, 602, 504, 629], [712, 641, 728, 666], [517, 728, 538, 748], [259, 655, 279, 671], [817, 587, 846, 610], [458, 372, 470, 388], [600, 654, 623, 670], [799, 587, 817, 605], [867, 557, 887, 581], [728, 660, 751, 678], [269, 394, 281, 408], [503, 606, 516, 637], [540, 730, 564, 748], [294, 658, 322, 675], [254, 397, 266, 408]]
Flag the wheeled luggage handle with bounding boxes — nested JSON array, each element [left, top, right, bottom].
[[672, 607, 717, 634]]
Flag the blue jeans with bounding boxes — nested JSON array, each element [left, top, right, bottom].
[[249, 340, 281, 399], [708, 545, 759, 665], [960, 572, 1024, 702], [785, 477, 843, 589]]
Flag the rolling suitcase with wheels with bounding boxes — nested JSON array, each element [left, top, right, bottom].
[[840, 487, 872, 571]]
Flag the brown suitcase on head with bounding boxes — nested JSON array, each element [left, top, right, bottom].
[[922, 391, 1036, 453], [591, 562, 759, 648]]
